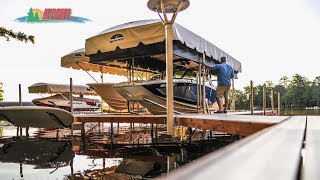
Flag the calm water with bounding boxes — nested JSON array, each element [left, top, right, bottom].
[[0, 126, 238, 180]]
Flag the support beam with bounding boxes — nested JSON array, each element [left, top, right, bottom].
[[263, 84, 266, 115], [231, 78, 235, 112], [70, 78, 73, 114], [165, 23, 174, 136], [250, 81, 254, 115], [278, 92, 281, 115], [271, 90, 274, 115]]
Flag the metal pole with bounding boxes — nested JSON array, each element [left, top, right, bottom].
[[70, 78, 73, 114], [278, 92, 281, 115], [198, 63, 202, 111], [271, 89, 274, 115], [132, 59, 134, 81], [250, 80, 254, 115], [263, 84, 266, 115], [18, 84, 22, 136], [196, 73, 199, 114], [231, 78, 235, 112], [110, 122, 114, 147], [165, 23, 174, 136], [100, 67, 104, 114], [19, 84, 22, 106], [202, 64, 206, 114]]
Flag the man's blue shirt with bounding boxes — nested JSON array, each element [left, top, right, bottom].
[[212, 63, 234, 86]]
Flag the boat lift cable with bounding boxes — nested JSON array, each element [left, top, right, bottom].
[[143, 98, 183, 115], [76, 62, 99, 83], [58, 92, 70, 102]]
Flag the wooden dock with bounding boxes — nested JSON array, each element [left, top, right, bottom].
[[164, 116, 318, 180], [73, 112, 288, 136]]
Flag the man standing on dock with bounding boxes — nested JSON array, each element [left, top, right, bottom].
[[211, 57, 234, 113]]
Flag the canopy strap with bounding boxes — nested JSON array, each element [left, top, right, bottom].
[[76, 62, 99, 83]]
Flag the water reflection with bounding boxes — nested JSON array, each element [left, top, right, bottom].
[[0, 126, 239, 179]]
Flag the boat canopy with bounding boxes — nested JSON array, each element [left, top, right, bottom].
[[61, 48, 157, 77], [61, 48, 129, 76], [86, 19, 242, 73], [28, 83, 97, 95]]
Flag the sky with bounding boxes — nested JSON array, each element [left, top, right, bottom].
[[0, 0, 319, 101]]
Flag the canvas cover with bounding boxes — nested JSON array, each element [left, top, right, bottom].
[[61, 48, 156, 76], [28, 82, 97, 95], [86, 19, 242, 73], [61, 48, 129, 76]]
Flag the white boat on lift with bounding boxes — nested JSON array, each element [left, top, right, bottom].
[[28, 83, 101, 112], [113, 78, 216, 115]]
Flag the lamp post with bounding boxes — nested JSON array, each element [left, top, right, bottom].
[[147, 0, 189, 136]]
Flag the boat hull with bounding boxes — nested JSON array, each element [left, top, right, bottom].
[[87, 83, 127, 110], [113, 79, 216, 115], [32, 94, 101, 111]]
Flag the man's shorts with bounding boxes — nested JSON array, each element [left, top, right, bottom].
[[216, 86, 231, 98]]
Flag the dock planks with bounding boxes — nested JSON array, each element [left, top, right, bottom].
[[73, 114, 289, 136], [175, 114, 289, 136], [302, 116, 320, 180], [74, 114, 166, 124], [166, 116, 306, 180]]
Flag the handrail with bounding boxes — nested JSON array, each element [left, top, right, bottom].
[[143, 98, 183, 115]]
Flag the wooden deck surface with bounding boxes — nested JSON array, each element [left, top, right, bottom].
[[74, 113, 289, 136], [165, 116, 320, 180]]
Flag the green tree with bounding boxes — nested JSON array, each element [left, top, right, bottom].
[[34, 12, 40, 22], [0, 27, 35, 43], [234, 89, 249, 110], [27, 8, 35, 22], [0, 82, 3, 101], [311, 76, 320, 106]]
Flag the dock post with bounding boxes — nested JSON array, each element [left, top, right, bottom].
[[202, 63, 206, 114], [165, 23, 175, 136], [196, 73, 200, 114], [250, 81, 254, 115], [263, 84, 266, 115], [198, 64, 202, 112], [231, 78, 235, 112], [70, 78, 73, 114], [155, 124, 158, 144], [271, 90, 274, 115], [99, 67, 104, 135], [130, 123, 133, 142], [110, 122, 114, 148], [151, 123, 154, 144], [19, 84, 22, 106], [18, 84, 22, 137], [25, 127, 29, 137], [167, 156, 175, 173], [278, 92, 281, 115]]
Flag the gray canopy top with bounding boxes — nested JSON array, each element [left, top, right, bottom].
[[86, 19, 242, 73]]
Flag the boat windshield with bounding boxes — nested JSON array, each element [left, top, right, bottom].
[[173, 68, 197, 79]]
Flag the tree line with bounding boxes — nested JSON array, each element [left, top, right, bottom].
[[234, 74, 320, 110], [0, 82, 3, 101]]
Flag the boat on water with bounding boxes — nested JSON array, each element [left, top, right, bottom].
[[28, 83, 101, 111], [113, 79, 216, 115]]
